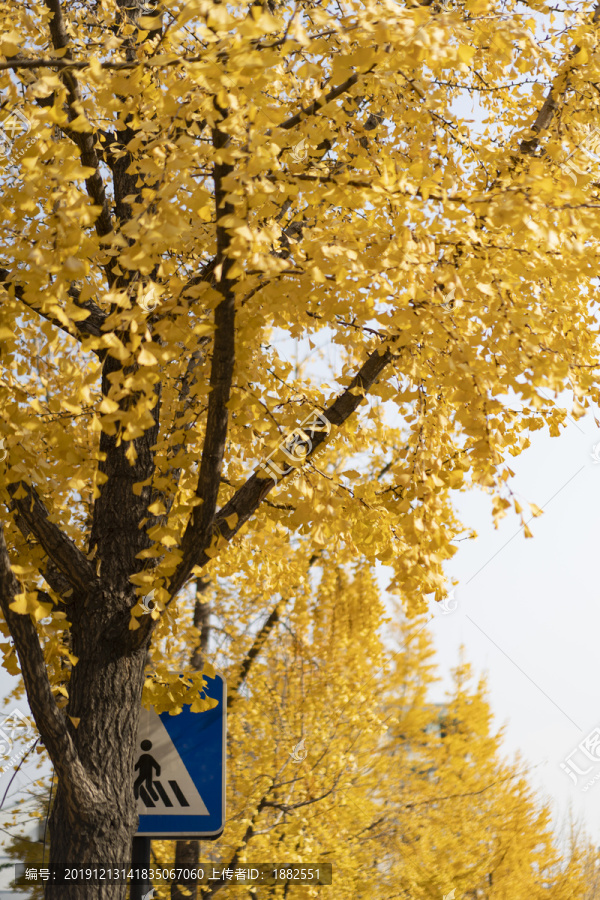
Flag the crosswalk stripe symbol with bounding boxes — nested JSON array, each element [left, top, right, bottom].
[[169, 781, 189, 807]]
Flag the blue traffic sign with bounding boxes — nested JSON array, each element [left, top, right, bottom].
[[135, 672, 226, 838]]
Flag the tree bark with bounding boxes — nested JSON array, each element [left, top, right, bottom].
[[45, 600, 149, 900]]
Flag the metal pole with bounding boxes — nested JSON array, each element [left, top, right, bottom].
[[129, 836, 152, 900]]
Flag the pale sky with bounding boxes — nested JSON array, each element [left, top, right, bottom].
[[419, 400, 600, 848]]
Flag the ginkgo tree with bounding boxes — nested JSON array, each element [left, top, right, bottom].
[[377, 621, 591, 900], [1, 0, 600, 896]]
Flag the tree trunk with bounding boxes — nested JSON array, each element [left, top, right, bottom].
[[45, 602, 148, 900]]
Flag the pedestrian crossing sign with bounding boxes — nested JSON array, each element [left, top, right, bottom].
[[135, 672, 226, 838]]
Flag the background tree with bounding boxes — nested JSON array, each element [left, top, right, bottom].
[[379, 627, 587, 900], [1, 0, 600, 897]]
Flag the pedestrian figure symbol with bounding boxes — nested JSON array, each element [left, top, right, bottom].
[[134, 736, 195, 810], [134, 740, 161, 803]]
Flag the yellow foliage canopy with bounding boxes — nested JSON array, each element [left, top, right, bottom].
[[0, 0, 599, 881]]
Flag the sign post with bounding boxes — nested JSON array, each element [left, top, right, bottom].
[[129, 836, 151, 900]]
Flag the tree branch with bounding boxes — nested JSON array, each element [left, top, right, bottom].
[[174, 116, 237, 580], [227, 554, 320, 709], [0, 268, 107, 349], [0, 523, 99, 809], [199, 792, 272, 898], [165, 342, 393, 603], [262, 785, 336, 812], [400, 769, 533, 811], [519, 0, 600, 155], [227, 600, 283, 711], [43, 0, 114, 241], [7, 482, 98, 596], [278, 67, 376, 132], [181, 256, 218, 297]]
